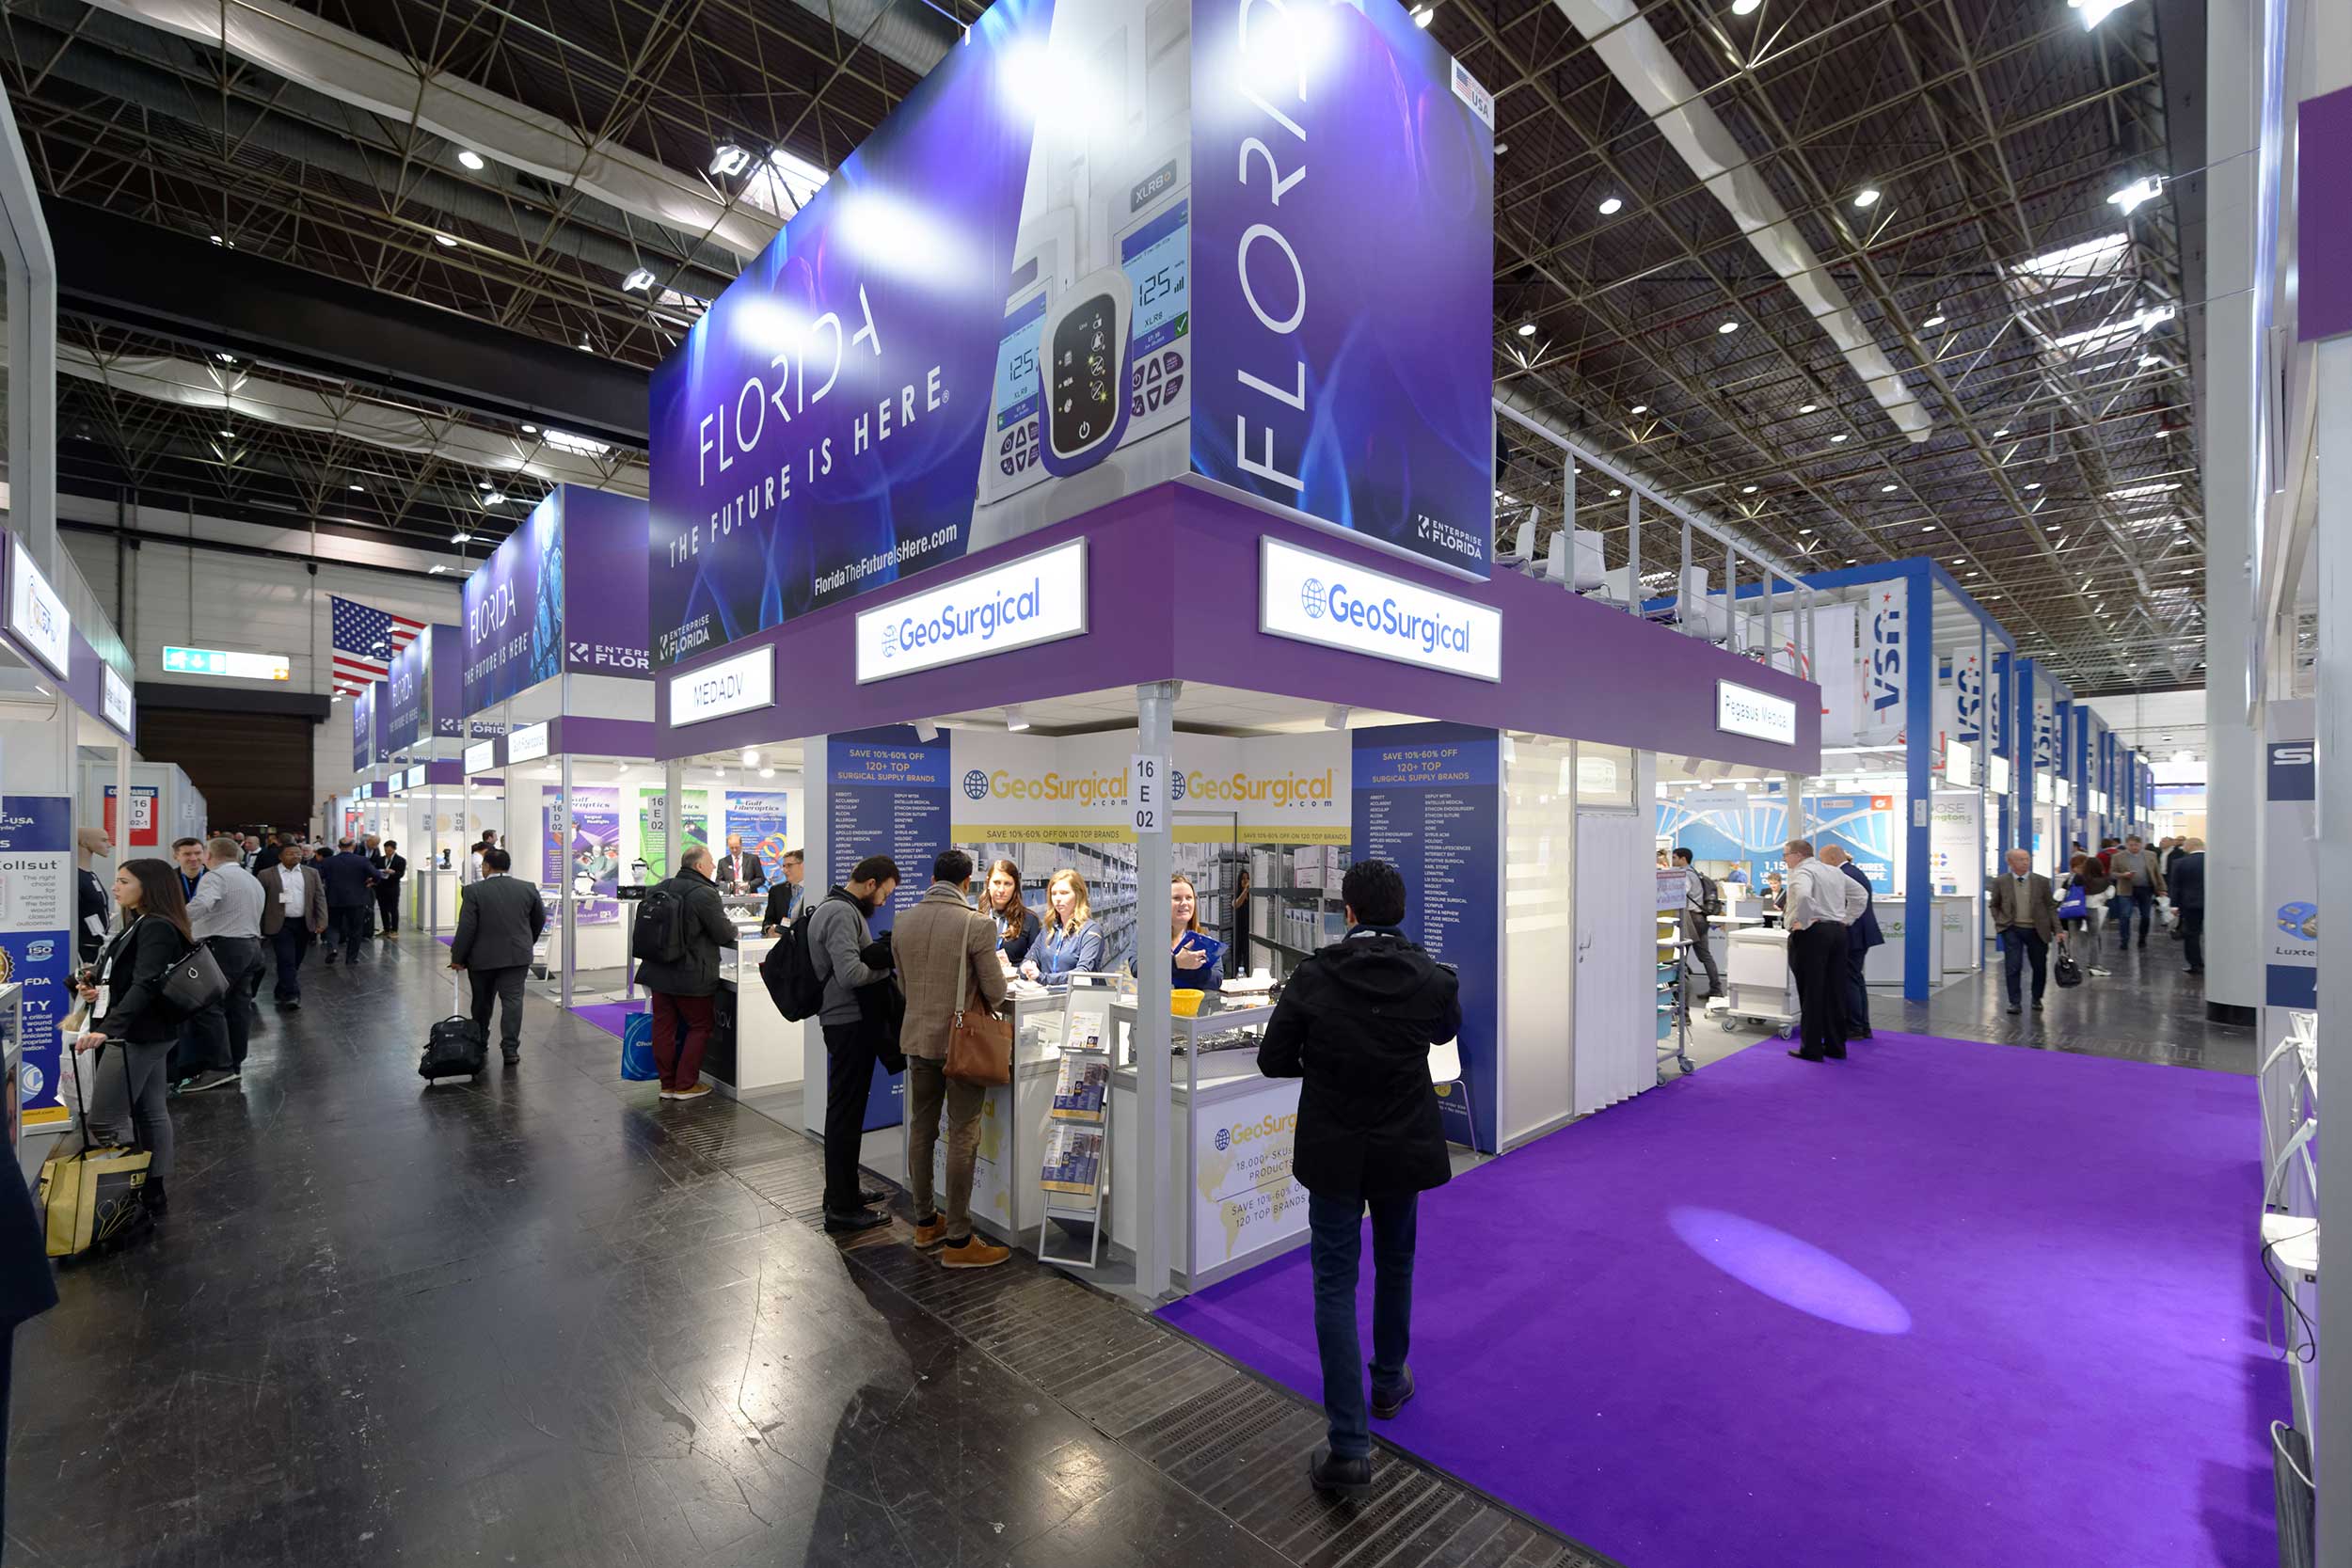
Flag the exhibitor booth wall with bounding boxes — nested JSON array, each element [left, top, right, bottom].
[[606, 0, 1824, 1302]]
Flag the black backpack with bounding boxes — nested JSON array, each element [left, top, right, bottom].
[[631, 884, 689, 966], [1698, 874, 1724, 917], [760, 903, 829, 1022]]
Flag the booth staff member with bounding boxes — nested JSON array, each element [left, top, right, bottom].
[[1820, 846, 1882, 1040], [1022, 869, 1104, 981], [983, 859, 1040, 969], [714, 833, 767, 894], [1140, 873, 1223, 992], [1782, 838, 1862, 1064], [759, 849, 811, 936]]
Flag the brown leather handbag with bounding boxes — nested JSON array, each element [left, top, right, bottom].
[[945, 931, 1012, 1086]]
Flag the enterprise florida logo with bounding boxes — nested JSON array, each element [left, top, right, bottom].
[[855, 540, 1088, 684], [1261, 539, 1501, 682]]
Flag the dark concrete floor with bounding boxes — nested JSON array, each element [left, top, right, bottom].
[[8, 935, 1604, 1568]]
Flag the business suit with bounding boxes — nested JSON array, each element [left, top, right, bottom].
[[1837, 861, 1883, 1038], [318, 850, 378, 961], [1990, 871, 2058, 1009], [258, 862, 329, 1003], [713, 849, 767, 894], [373, 851, 406, 933], [2168, 851, 2206, 973], [759, 879, 807, 933], [451, 873, 548, 1061]]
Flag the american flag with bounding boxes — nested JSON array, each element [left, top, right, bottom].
[[330, 595, 423, 695]]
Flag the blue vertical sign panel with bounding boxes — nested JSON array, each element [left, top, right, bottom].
[[1349, 723, 1499, 1152], [1, 798, 74, 1127], [826, 727, 949, 1132]]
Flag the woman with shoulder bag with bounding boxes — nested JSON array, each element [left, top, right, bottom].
[[2063, 853, 2114, 977], [73, 858, 196, 1217]]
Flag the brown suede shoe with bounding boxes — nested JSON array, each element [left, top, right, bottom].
[[940, 1236, 1010, 1269], [913, 1215, 951, 1249]]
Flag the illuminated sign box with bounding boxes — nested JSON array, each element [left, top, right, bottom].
[[1260, 538, 1501, 682], [8, 541, 71, 678], [670, 645, 776, 724], [853, 541, 1088, 684], [464, 740, 497, 775], [163, 645, 292, 681], [1715, 680, 1797, 745], [506, 721, 550, 763]]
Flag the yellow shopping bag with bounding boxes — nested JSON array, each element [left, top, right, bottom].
[[37, 1143, 151, 1258]]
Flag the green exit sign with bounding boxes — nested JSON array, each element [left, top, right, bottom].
[[163, 645, 291, 681]]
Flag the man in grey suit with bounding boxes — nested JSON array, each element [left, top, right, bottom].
[[450, 847, 548, 1064], [1989, 848, 2058, 1015]]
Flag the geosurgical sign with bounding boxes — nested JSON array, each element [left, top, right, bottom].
[[854, 540, 1087, 683], [1716, 679, 1797, 745], [1258, 538, 1500, 682]]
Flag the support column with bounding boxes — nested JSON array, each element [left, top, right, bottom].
[[2312, 332, 2351, 1568], [1902, 562, 1933, 1002], [1133, 680, 1179, 1300], [559, 754, 574, 1011]]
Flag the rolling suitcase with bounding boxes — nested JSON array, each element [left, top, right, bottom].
[[420, 972, 487, 1082]]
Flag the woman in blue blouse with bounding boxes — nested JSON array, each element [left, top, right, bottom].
[[1156, 872, 1224, 992], [985, 858, 1041, 969], [1022, 868, 1104, 981]]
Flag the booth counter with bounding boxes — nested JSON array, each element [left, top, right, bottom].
[[1865, 895, 1979, 984], [709, 929, 804, 1099]]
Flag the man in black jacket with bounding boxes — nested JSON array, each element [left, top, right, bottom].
[[2169, 837, 2206, 974], [632, 845, 739, 1102], [1258, 859, 1460, 1498], [373, 839, 407, 939], [449, 847, 547, 1064], [318, 838, 378, 964]]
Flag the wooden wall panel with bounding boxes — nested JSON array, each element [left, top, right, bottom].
[[135, 708, 316, 832]]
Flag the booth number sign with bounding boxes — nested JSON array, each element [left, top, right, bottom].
[[1130, 753, 1168, 837]]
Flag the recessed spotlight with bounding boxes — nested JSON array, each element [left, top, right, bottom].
[[1598, 196, 1624, 215], [435, 233, 457, 247], [1880, 483, 1899, 493], [1831, 433, 1849, 443], [1516, 322, 1537, 338], [1852, 186, 1883, 209], [1629, 404, 1649, 414], [457, 150, 485, 171], [1717, 320, 1740, 335]]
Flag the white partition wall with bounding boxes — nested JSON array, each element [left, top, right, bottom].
[[1502, 736, 1576, 1144]]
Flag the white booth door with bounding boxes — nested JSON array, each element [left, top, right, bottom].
[[1573, 810, 1654, 1114]]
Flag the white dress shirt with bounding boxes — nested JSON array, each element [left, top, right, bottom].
[[1784, 860, 1854, 931], [190, 860, 266, 940]]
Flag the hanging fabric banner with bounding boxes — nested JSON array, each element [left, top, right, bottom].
[[1857, 580, 1907, 746]]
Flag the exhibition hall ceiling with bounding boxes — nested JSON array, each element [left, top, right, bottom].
[[0, 0, 2200, 694]]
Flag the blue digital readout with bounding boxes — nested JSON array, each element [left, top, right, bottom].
[[993, 293, 1047, 430], [1121, 201, 1187, 351]]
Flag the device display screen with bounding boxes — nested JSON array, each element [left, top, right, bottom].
[[1122, 201, 1188, 352], [993, 294, 1046, 432], [1048, 293, 1120, 453]]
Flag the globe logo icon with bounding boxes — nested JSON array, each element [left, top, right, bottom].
[[1300, 578, 1327, 619], [1215, 1127, 1231, 1152], [1170, 768, 1187, 801], [962, 768, 990, 800], [882, 621, 900, 656]]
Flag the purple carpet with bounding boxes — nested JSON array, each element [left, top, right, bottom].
[[569, 1000, 647, 1038], [1158, 1032, 2279, 1568]]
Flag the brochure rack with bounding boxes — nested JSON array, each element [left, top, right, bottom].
[[1037, 973, 1122, 1271]]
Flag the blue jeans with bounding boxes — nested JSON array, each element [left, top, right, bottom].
[[2113, 887, 2153, 946], [1308, 1190, 1419, 1461]]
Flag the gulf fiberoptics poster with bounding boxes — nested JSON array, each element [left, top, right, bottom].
[[647, 0, 1495, 668]]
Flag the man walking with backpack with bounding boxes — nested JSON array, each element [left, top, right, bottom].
[[1673, 848, 1724, 1004], [632, 844, 739, 1103]]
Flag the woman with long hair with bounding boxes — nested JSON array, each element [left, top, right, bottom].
[[1022, 868, 1104, 981], [73, 857, 193, 1217], [982, 859, 1041, 969], [1155, 872, 1225, 992]]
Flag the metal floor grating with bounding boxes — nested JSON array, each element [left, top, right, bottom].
[[642, 1085, 1623, 1568]]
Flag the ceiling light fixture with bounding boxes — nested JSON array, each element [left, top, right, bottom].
[[1494, 142, 1509, 156], [1608, 488, 1623, 498], [1005, 706, 1030, 733], [1409, 4, 1434, 25], [1798, 403, 1819, 414], [1325, 705, 1352, 731], [1717, 320, 1740, 335], [1852, 186, 1883, 209], [435, 233, 457, 247], [482, 493, 508, 506], [451, 531, 474, 545], [457, 150, 485, 171], [2106, 174, 2163, 214], [217, 428, 234, 438], [1731, 0, 1762, 12], [348, 483, 365, 493], [2025, 482, 2042, 490], [741, 748, 760, 767], [623, 267, 657, 293], [1880, 483, 1899, 493], [1798, 528, 1813, 535], [1830, 433, 1849, 443], [215, 352, 236, 365], [1994, 428, 2010, 437], [1629, 404, 1649, 414], [1741, 484, 1759, 494], [1516, 321, 1537, 338], [1598, 196, 1624, 215], [1921, 310, 1947, 328], [429, 564, 448, 576], [542, 430, 611, 457]]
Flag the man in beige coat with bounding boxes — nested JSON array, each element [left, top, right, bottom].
[[892, 848, 1012, 1268]]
